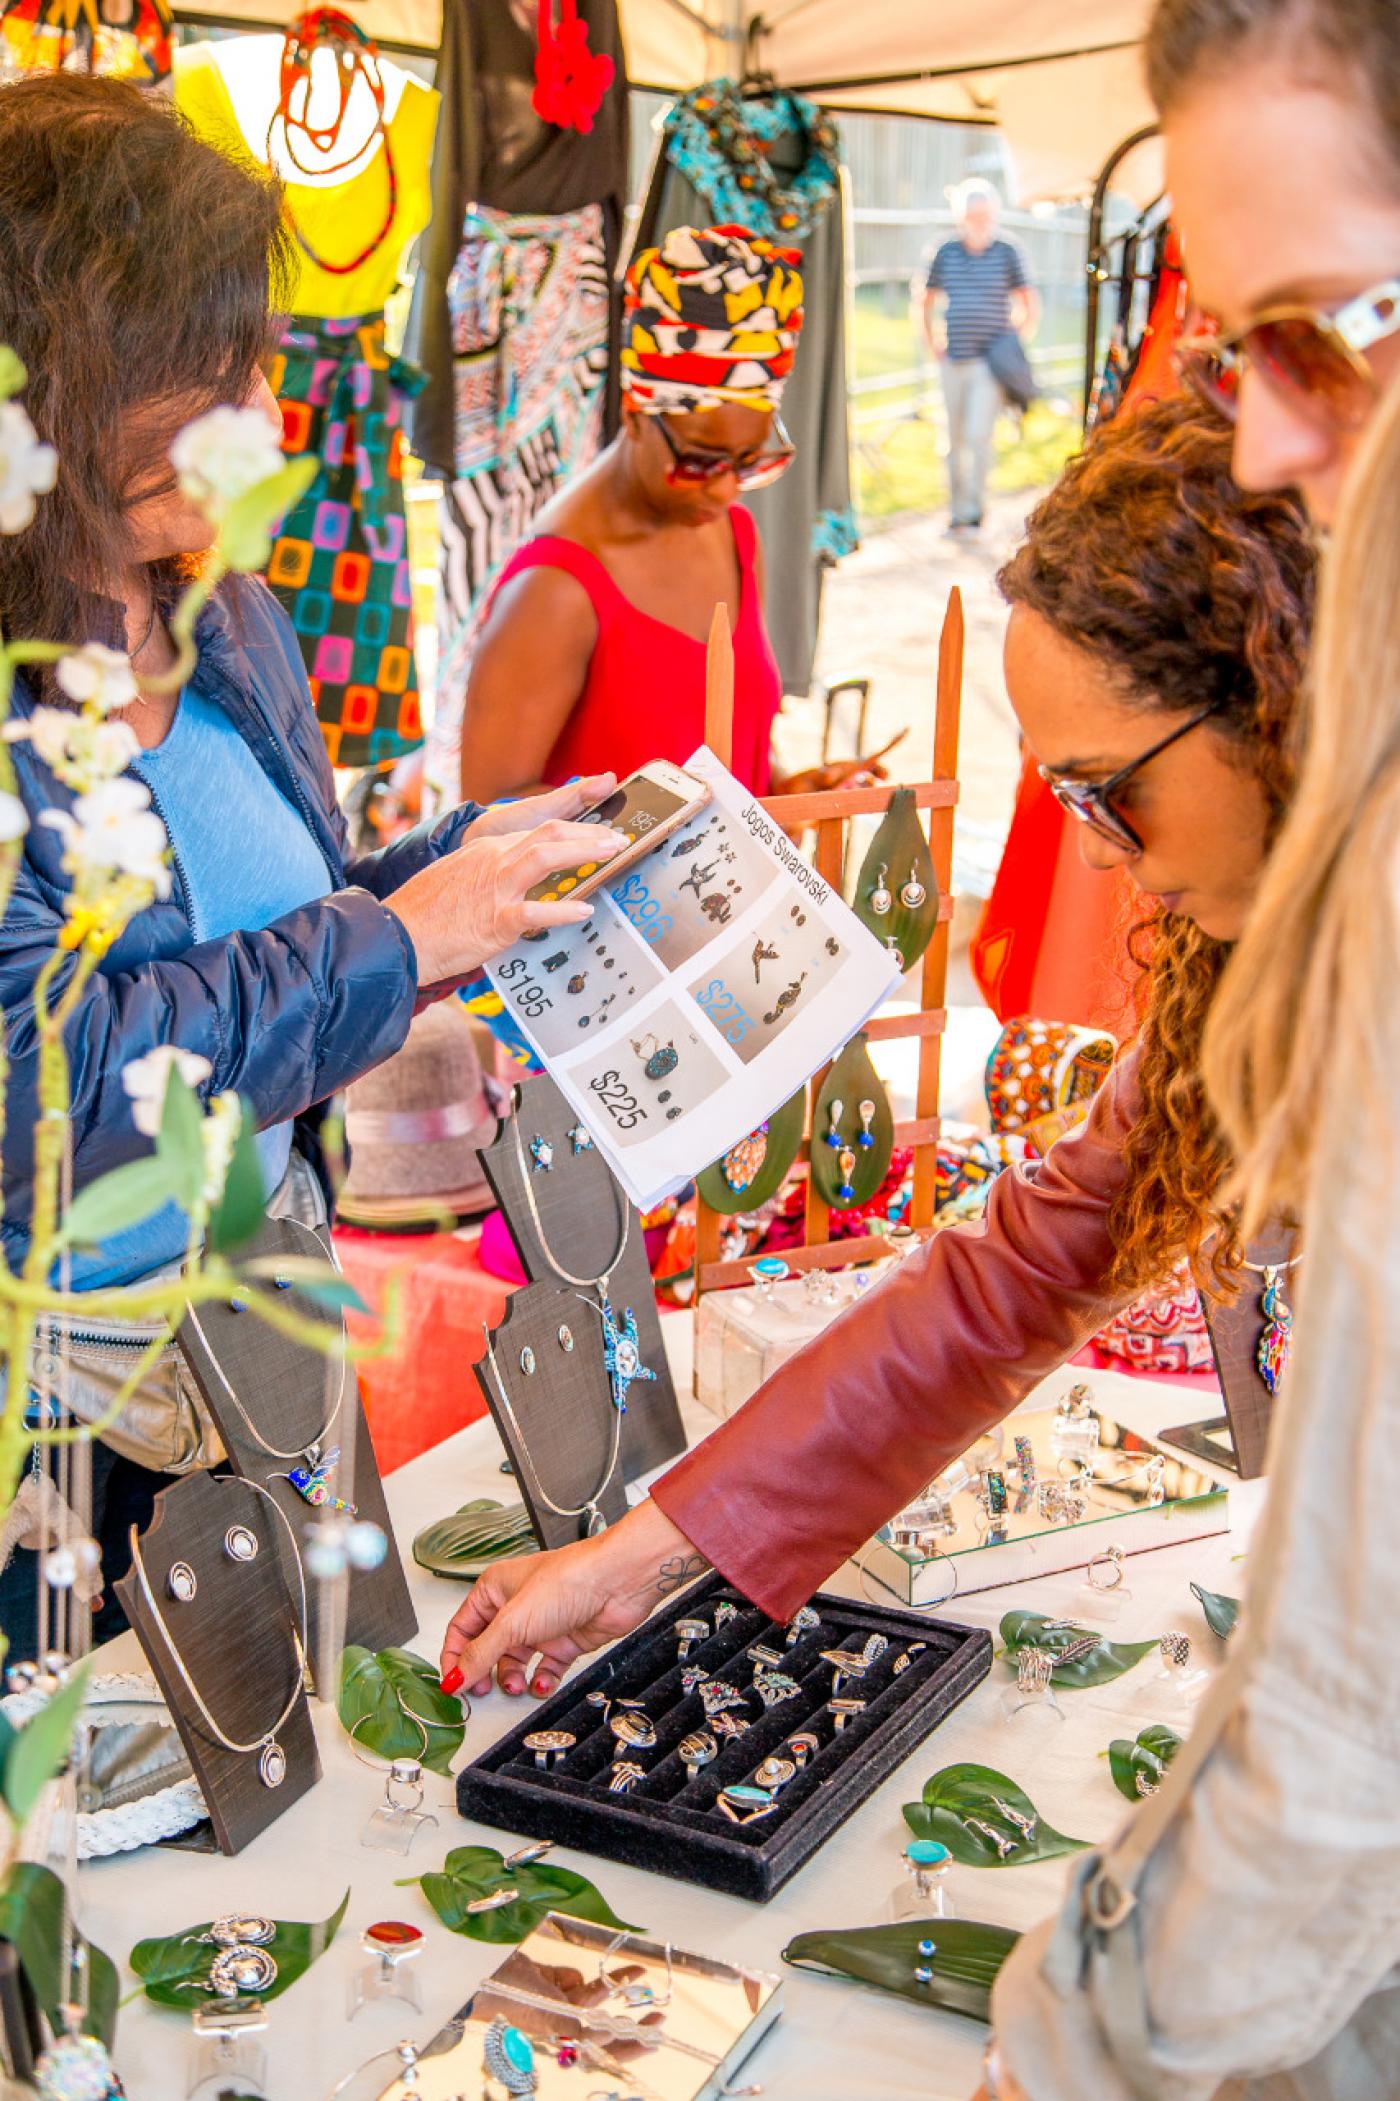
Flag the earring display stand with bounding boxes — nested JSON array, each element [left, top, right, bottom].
[[476, 1071, 686, 1483], [175, 1214, 416, 1684], [114, 1470, 319, 1854], [693, 590, 964, 1296], [1160, 1225, 1296, 1480], [457, 1571, 991, 1903], [473, 1281, 631, 1550]]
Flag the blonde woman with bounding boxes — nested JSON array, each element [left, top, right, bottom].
[[981, 0, 1400, 2092]]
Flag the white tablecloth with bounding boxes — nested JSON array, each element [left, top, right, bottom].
[[78, 1316, 1256, 2101]]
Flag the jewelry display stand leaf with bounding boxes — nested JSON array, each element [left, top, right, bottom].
[[114, 1471, 319, 1855], [902, 1762, 1090, 1865], [1159, 1224, 1295, 1479], [476, 1072, 685, 1482], [809, 1035, 894, 1210], [695, 1083, 807, 1216], [176, 1215, 416, 1682], [474, 1281, 631, 1550], [783, 1916, 1019, 2021], [851, 784, 940, 973], [457, 1571, 991, 1903]]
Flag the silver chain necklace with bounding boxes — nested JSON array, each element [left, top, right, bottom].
[[482, 1326, 621, 1538], [183, 1296, 351, 1488], [127, 1479, 308, 1790], [509, 1114, 630, 1293]]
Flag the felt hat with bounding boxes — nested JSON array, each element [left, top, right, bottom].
[[336, 1001, 504, 1231]]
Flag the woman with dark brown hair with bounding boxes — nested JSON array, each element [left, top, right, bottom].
[[439, 390, 1314, 1669], [0, 74, 625, 1655]]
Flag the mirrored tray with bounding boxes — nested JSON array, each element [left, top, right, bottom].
[[859, 1401, 1228, 1605], [373, 1914, 782, 2101]]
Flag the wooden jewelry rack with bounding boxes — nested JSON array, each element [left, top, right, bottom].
[[693, 587, 964, 1296]]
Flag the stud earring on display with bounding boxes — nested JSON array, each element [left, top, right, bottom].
[[528, 1135, 554, 1173]]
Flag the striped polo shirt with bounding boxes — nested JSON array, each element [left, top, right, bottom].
[[927, 237, 1031, 362]]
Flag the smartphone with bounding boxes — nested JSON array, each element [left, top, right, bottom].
[[526, 761, 713, 905]]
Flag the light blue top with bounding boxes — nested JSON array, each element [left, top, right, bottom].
[[75, 683, 330, 1288]]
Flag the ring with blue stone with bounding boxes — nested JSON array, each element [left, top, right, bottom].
[[483, 2017, 538, 2095]]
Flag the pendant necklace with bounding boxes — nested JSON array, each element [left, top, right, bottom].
[[183, 1297, 355, 1511], [509, 1115, 653, 1416], [482, 1327, 622, 1539], [1240, 1248, 1299, 1395], [127, 1481, 308, 1790]]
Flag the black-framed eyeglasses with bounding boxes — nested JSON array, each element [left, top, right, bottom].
[[654, 412, 795, 491], [1037, 703, 1220, 855]]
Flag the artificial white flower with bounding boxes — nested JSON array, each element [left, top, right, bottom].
[[55, 643, 138, 716], [0, 789, 28, 843], [0, 399, 58, 535], [39, 776, 172, 899], [121, 1045, 213, 1138], [200, 1090, 243, 1205], [4, 707, 138, 790], [170, 405, 284, 519]]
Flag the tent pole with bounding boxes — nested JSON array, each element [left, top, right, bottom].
[[703, 0, 747, 78]]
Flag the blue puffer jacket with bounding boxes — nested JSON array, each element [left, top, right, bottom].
[[0, 580, 479, 1273]]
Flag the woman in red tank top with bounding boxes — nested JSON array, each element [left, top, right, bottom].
[[453, 227, 879, 803]]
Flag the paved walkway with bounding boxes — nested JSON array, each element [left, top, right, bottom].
[[774, 487, 1044, 870]]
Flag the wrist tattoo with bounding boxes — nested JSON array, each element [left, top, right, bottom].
[[647, 1553, 710, 1600]]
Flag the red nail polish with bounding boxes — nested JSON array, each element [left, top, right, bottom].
[[533, 1676, 551, 1696], [440, 1666, 464, 1696]]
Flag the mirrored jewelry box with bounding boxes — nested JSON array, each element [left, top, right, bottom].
[[372, 1915, 782, 2101], [859, 1384, 1229, 1607]]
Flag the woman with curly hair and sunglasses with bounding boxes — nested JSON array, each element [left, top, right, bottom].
[[438, 392, 1312, 1655], [457, 0, 1400, 2088], [434, 225, 881, 809]]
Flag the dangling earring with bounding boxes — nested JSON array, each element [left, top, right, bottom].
[[856, 1100, 876, 1150], [837, 1147, 857, 1202], [869, 864, 892, 917], [824, 1099, 844, 1150], [899, 870, 926, 909]]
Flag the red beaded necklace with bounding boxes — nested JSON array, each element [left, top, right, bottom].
[[267, 7, 398, 278]]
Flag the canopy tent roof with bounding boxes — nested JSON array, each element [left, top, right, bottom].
[[173, 0, 1163, 201]]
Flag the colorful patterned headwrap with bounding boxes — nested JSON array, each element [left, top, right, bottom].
[[620, 223, 805, 415]]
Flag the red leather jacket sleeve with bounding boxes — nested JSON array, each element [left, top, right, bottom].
[[652, 1053, 1145, 1621]]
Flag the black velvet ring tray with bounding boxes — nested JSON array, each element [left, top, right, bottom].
[[456, 1572, 992, 1902]]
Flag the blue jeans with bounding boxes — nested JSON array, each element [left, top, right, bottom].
[[941, 356, 1003, 525]]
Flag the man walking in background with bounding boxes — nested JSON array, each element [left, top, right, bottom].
[[923, 179, 1038, 535]]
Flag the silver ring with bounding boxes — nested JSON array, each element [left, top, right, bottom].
[[828, 1696, 865, 1731], [673, 1616, 708, 1661], [1088, 1545, 1126, 1590], [1159, 1630, 1192, 1673], [678, 1730, 716, 1781], [1016, 1646, 1054, 1695], [524, 1729, 576, 1770], [609, 1762, 645, 1794]]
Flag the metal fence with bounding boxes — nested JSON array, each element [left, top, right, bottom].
[[627, 96, 1093, 430]]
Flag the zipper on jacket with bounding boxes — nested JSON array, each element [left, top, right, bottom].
[[137, 773, 199, 938]]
